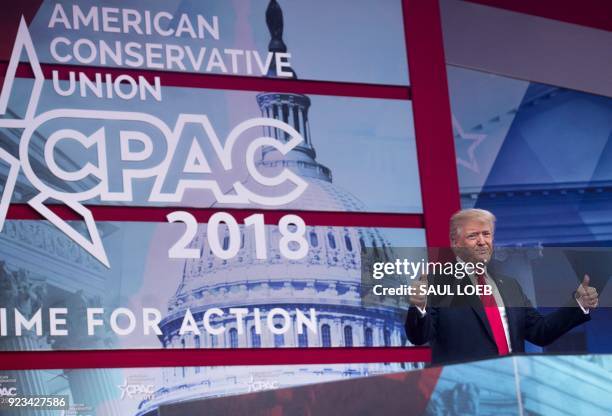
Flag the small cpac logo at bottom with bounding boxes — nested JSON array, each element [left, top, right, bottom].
[[0, 387, 17, 397], [117, 380, 155, 400], [247, 376, 279, 393]]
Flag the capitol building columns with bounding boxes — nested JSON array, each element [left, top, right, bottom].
[[0, 265, 53, 416], [0, 337, 53, 416], [259, 313, 273, 347], [331, 318, 343, 347], [49, 291, 122, 415], [237, 322, 248, 348]]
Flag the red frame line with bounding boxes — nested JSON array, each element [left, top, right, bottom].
[[0, 347, 431, 370], [2, 61, 411, 100], [6, 204, 424, 228], [0, 0, 461, 369], [465, 0, 612, 33], [403, 0, 460, 247]]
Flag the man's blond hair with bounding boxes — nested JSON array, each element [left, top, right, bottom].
[[450, 208, 496, 243]]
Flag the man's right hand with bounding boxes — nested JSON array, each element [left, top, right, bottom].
[[409, 273, 428, 310], [575, 274, 598, 310]]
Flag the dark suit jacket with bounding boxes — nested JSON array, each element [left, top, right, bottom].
[[404, 272, 591, 365]]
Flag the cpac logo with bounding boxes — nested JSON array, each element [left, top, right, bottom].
[[0, 18, 307, 268], [117, 380, 155, 400], [246, 376, 279, 393], [0, 387, 17, 397]]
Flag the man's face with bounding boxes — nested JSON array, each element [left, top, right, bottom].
[[453, 219, 494, 264]]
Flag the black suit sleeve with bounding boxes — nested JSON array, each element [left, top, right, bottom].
[[405, 305, 437, 346], [518, 282, 591, 347]]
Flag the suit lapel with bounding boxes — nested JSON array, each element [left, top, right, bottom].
[[456, 276, 495, 343]]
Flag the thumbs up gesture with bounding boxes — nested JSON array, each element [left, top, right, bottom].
[[409, 274, 429, 310], [575, 274, 599, 310]]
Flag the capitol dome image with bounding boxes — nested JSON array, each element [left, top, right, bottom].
[[136, 95, 416, 415], [135, 2, 418, 414]]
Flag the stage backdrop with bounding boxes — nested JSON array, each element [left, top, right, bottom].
[[0, 1, 447, 415]]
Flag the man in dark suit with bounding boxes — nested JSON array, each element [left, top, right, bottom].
[[405, 208, 598, 365]]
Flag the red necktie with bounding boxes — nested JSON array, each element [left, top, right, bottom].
[[477, 274, 510, 355]]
